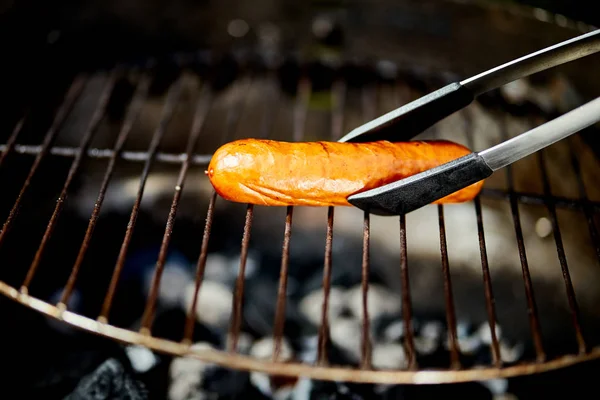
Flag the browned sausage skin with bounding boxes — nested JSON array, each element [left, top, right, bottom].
[[206, 139, 484, 207]]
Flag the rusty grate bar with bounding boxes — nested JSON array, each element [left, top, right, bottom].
[[317, 80, 345, 365], [183, 191, 217, 343], [394, 83, 417, 370], [463, 109, 502, 367], [0, 76, 86, 252], [228, 76, 280, 352], [479, 188, 599, 211], [273, 206, 294, 361], [537, 146, 587, 354], [228, 204, 254, 352], [140, 85, 214, 334], [318, 206, 335, 365], [59, 71, 152, 308], [0, 118, 25, 169], [183, 74, 256, 341], [567, 138, 600, 264], [438, 204, 461, 369], [501, 116, 546, 363], [273, 78, 310, 360], [399, 213, 417, 370], [98, 76, 184, 323], [22, 71, 118, 293], [360, 211, 372, 369], [358, 85, 378, 370]]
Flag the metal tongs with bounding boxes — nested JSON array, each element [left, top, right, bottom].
[[339, 29, 600, 216]]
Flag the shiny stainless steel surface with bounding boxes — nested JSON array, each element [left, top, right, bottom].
[[461, 29, 600, 95], [480, 95, 600, 170]]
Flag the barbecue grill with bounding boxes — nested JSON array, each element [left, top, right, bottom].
[[2, 0, 600, 396]]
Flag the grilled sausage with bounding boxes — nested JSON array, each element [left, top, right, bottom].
[[206, 139, 484, 207]]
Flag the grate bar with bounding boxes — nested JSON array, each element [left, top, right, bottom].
[[317, 80, 345, 365], [438, 204, 461, 369], [567, 138, 600, 264], [318, 206, 335, 365], [474, 197, 502, 366], [0, 144, 209, 165], [537, 149, 587, 354], [399, 214, 417, 369], [228, 76, 279, 352], [479, 188, 600, 211], [360, 211, 372, 369], [183, 75, 252, 341], [183, 191, 217, 343], [394, 83, 417, 370], [272, 77, 310, 360], [22, 71, 118, 293], [359, 86, 378, 370], [59, 72, 152, 307], [0, 118, 25, 169], [98, 77, 184, 323], [464, 110, 502, 367], [228, 204, 254, 352], [501, 117, 546, 362], [140, 85, 214, 334], [273, 206, 293, 361], [0, 76, 86, 252]]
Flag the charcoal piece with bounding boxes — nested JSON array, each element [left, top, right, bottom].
[[309, 381, 374, 400], [242, 277, 305, 339], [201, 366, 255, 399], [372, 313, 404, 343], [151, 306, 222, 347], [402, 382, 493, 400], [64, 358, 148, 400]]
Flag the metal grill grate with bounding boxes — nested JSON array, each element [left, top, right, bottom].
[[1, 54, 600, 385]]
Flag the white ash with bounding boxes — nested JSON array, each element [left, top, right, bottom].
[[291, 378, 313, 400], [273, 386, 295, 400], [74, 172, 219, 221], [168, 342, 214, 400], [228, 251, 258, 280], [182, 280, 233, 329], [449, 322, 482, 355], [225, 331, 254, 355], [477, 322, 503, 345], [299, 286, 346, 326], [329, 316, 362, 362], [413, 336, 439, 355], [125, 345, 158, 373], [202, 253, 231, 283], [204, 252, 259, 284], [455, 334, 482, 355], [421, 321, 444, 340], [383, 321, 405, 342], [345, 284, 402, 321], [372, 342, 408, 370], [144, 262, 192, 308], [249, 336, 295, 399], [413, 321, 443, 355], [298, 335, 319, 364], [250, 336, 294, 362], [250, 372, 273, 398], [499, 341, 524, 363], [481, 378, 509, 396]]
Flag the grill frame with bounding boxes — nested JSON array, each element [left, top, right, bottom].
[[1, 2, 600, 387]]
